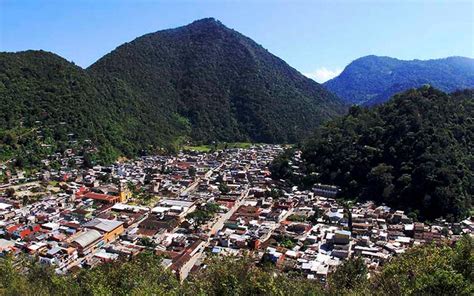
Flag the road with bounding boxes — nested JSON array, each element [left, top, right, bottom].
[[180, 163, 223, 196], [208, 188, 249, 235], [178, 187, 249, 280]]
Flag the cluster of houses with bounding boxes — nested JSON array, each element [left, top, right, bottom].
[[0, 145, 472, 282]]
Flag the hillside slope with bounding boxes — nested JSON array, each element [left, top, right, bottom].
[[1, 19, 346, 165], [89, 18, 346, 143], [0, 50, 189, 165], [300, 87, 473, 221], [324, 55, 474, 105]]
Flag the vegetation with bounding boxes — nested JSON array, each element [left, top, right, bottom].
[[287, 214, 307, 222], [186, 202, 221, 227], [327, 257, 368, 293], [183, 142, 255, 153], [139, 237, 157, 249], [1, 18, 346, 168], [218, 183, 230, 194], [0, 50, 188, 167], [278, 236, 297, 249], [324, 55, 474, 105], [298, 87, 473, 221], [1, 236, 472, 295], [89, 18, 346, 144], [371, 235, 474, 295]]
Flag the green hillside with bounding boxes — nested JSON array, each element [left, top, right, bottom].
[[0, 19, 346, 166], [0, 50, 189, 166], [300, 87, 473, 221], [89, 18, 346, 143]]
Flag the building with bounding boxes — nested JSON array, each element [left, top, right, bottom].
[[71, 230, 103, 255], [83, 218, 124, 243]]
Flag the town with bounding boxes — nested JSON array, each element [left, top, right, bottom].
[[0, 144, 472, 282]]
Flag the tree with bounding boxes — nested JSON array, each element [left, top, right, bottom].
[[0, 238, 472, 295], [186, 203, 220, 228], [188, 166, 197, 178], [279, 236, 296, 249], [82, 153, 93, 169], [5, 188, 15, 197], [371, 237, 473, 295], [184, 255, 324, 296], [218, 183, 230, 194], [452, 235, 474, 280], [139, 237, 157, 249], [328, 257, 368, 292], [365, 163, 394, 201], [67, 158, 76, 168], [341, 201, 353, 232], [298, 87, 473, 221], [287, 214, 306, 222]]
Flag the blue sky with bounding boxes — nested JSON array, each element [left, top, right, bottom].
[[1, 0, 473, 82]]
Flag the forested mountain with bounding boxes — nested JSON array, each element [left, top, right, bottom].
[[0, 51, 189, 166], [299, 87, 473, 221], [0, 18, 346, 166], [324, 55, 474, 105], [89, 18, 345, 143]]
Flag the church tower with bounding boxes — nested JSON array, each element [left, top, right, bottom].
[[119, 181, 131, 202]]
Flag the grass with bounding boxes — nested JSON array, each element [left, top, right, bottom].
[[183, 142, 256, 152], [128, 194, 161, 207], [183, 145, 212, 152]]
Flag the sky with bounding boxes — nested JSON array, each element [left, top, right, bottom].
[[1, 0, 473, 82]]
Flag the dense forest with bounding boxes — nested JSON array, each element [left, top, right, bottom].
[[89, 18, 345, 143], [324, 55, 474, 105], [0, 18, 345, 167], [0, 235, 472, 295], [0, 51, 190, 167], [273, 87, 473, 221]]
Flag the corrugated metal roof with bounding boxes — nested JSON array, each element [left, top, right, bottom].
[[73, 230, 102, 248], [83, 218, 123, 233]]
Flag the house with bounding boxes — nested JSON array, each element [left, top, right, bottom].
[[138, 216, 179, 237], [327, 208, 344, 223], [0, 238, 15, 252], [332, 230, 351, 245]]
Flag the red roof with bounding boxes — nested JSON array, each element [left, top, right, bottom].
[[83, 192, 119, 203], [176, 162, 192, 170], [6, 224, 21, 233]]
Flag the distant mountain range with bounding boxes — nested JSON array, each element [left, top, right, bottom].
[[324, 55, 474, 105], [0, 18, 345, 165]]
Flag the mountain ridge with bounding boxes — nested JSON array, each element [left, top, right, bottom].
[[88, 18, 346, 143], [324, 55, 474, 105], [0, 18, 346, 166], [286, 86, 473, 221]]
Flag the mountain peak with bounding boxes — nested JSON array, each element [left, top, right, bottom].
[[189, 17, 222, 26], [354, 55, 398, 62], [185, 17, 230, 33], [88, 19, 345, 143]]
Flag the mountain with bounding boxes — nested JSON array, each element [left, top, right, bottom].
[[0, 18, 346, 166], [88, 18, 346, 143], [0, 50, 189, 166], [324, 55, 474, 105], [293, 87, 472, 221]]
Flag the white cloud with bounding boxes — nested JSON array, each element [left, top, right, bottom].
[[303, 67, 343, 83]]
